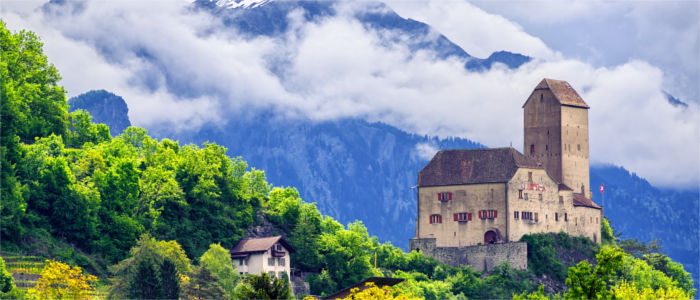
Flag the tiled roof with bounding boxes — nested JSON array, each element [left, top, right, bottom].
[[230, 236, 296, 254], [417, 148, 543, 187], [558, 183, 573, 191], [573, 194, 602, 209], [526, 78, 589, 108]]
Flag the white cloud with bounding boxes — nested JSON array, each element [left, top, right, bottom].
[[2, 0, 697, 189], [415, 143, 439, 161], [383, 0, 556, 59]]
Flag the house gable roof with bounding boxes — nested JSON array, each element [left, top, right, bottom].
[[573, 194, 602, 209], [523, 78, 589, 109], [417, 147, 543, 187], [230, 236, 296, 255]]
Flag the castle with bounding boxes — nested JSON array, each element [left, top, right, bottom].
[[409, 79, 602, 271]]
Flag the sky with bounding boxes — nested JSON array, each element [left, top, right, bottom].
[[2, 0, 699, 189]]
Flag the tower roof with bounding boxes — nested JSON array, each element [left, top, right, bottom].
[[417, 147, 542, 187], [523, 78, 589, 108]]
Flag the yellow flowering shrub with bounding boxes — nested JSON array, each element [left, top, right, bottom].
[[27, 260, 97, 300], [343, 282, 419, 300]]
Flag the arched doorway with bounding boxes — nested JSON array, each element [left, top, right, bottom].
[[484, 230, 498, 244]]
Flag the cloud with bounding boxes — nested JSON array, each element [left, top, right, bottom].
[[2, 0, 697, 189], [383, 0, 556, 59], [415, 143, 439, 161]]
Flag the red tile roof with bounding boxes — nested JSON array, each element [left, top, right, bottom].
[[525, 78, 589, 108], [230, 236, 296, 254], [417, 148, 543, 187], [573, 194, 602, 209]]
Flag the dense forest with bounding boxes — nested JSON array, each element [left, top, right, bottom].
[[0, 21, 696, 299]]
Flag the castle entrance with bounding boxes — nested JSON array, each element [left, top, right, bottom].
[[484, 230, 498, 244]]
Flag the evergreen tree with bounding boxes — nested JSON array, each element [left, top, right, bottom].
[[128, 257, 163, 299], [160, 259, 180, 299], [181, 267, 226, 300]]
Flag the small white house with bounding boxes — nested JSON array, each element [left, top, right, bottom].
[[230, 236, 295, 280]]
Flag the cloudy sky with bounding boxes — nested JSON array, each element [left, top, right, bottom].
[[2, 0, 698, 189]]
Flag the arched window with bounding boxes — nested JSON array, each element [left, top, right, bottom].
[[530, 144, 535, 154]]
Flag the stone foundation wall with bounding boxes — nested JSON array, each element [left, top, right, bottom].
[[409, 238, 527, 272]]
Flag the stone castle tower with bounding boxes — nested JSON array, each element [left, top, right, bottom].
[[523, 79, 591, 199]]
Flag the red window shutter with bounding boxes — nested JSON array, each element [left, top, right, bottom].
[[448, 192, 452, 200], [468, 213, 472, 221], [478, 211, 482, 219], [494, 210, 498, 218], [438, 193, 442, 201], [454, 213, 458, 221], [429, 215, 433, 224], [439, 215, 442, 223]]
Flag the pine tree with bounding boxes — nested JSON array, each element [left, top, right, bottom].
[[160, 259, 180, 299]]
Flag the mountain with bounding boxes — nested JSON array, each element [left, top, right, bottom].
[[193, 0, 532, 71], [68, 90, 131, 136]]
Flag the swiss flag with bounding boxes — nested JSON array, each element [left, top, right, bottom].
[[599, 184, 604, 194]]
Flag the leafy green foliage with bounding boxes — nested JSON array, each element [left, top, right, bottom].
[[235, 272, 291, 299], [182, 266, 226, 300], [199, 243, 239, 297], [0, 258, 14, 293], [109, 235, 190, 298], [521, 232, 598, 281], [600, 217, 615, 245]]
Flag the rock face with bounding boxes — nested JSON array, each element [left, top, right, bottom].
[[68, 90, 131, 136]]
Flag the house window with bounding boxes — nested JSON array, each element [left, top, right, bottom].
[[279, 257, 285, 266], [429, 214, 442, 224], [514, 211, 519, 219], [268, 271, 275, 278], [276, 244, 283, 251], [538, 193, 543, 201], [268, 257, 275, 266], [540, 94, 543, 102], [518, 190, 523, 199], [437, 192, 452, 201], [454, 212, 471, 222], [479, 210, 497, 219]]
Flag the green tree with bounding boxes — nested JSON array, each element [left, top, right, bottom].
[[109, 235, 191, 298], [289, 202, 322, 271], [601, 217, 615, 245], [182, 266, 226, 300], [307, 269, 337, 296], [235, 272, 291, 299], [0, 258, 13, 293], [199, 243, 239, 297], [160, 259, 180, 300], [564, 246, 625, 299], [65, 109, 110, 148]]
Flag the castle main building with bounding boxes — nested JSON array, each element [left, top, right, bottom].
[[410, 79, 601, 267]]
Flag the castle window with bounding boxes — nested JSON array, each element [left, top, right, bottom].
[[565, 213, 568, 222], [429, 214, 442, 224], [528, 172, 533, 183], [530, 144, 535, 154], [555, 213, 559, 221], [538, 193, 543, 201], [596, 217, 599, 224], [559, 196, 563, 203], [524, 193, 529, 201], [478, 210, 498, 219], [514, 211, 519, 219], [546, 144, 548, 151], [534, 213, 539, 222], [518, 190, 523, 199], [454, 212, 471, 222], [577, 144, 581, 151], [437, 192, 452, 201]]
